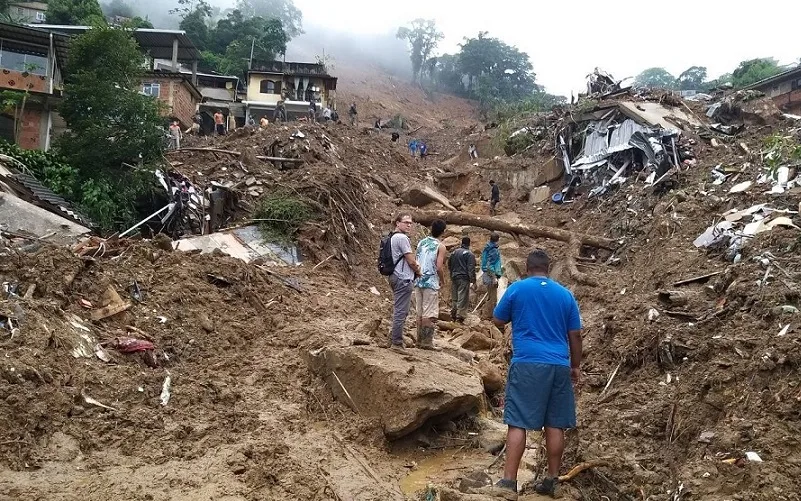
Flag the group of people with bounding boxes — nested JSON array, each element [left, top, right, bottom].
[[383, 214, 507, 352], [408, 139, 428, 158], [382, 209, 583, 500]]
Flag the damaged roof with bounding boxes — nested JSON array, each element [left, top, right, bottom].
[[0, 160, 93, 227]]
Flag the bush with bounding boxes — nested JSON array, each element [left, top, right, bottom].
[[254, 192, 316, 242], [0, 140, 78, 200]]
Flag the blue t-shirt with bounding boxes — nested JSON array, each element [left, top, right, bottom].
[[493, 276, 582, 367]]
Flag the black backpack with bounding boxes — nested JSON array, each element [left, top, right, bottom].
[[378, 232, 403, 276]]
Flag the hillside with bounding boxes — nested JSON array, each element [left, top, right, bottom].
[[2, 64, 801, 501]]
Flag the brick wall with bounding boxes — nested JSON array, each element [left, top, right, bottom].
[[18, 108, 43, 150], [772, 89, 801, 115], [0, 68, 47, 93], [149, 77, 198, 128]]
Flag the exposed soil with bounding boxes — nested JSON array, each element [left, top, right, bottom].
[[2, 70, 801, 501]]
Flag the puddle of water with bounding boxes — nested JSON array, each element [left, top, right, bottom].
[[398, 448, 488, 496]]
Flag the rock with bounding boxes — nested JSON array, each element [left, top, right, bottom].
[[307, 346, 484, 439], [458, 469, 492, 491], [698, 431, 716, 444], [401, 185, 457, 211], [529, 186, 550, 204], [198, 313, 214, 333], [457, 331, 498, 351], [441, 345, 476, 363], [477, 417, 507, 453], [442, 236, 461, 250], [477, 359, 504, 393]]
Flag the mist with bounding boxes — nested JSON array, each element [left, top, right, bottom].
[[285, 24, 412, 79]]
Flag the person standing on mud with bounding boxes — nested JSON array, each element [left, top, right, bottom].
[[388, 213, 421, 351], [348, 102, 358, 125], [214, 110, 225, 136], [168, 120, 182, 150], [489, 180, 501, 215], [478, 249, 582, 500], [413, 219, 447, 350], [480, 233, 502, 319], [448, 236, 476, 323]]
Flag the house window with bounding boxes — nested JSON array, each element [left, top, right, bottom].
[[142, 82, 160, 97], [792, 78, 801, 91], [259, 79, 275, 94], [35, 12, 46, 21], [0, 41, 48, 75]]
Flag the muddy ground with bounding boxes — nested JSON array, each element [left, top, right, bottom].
[[2, 72, 801, 501]]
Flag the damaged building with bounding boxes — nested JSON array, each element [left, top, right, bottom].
[[243, 60, 337, 122]]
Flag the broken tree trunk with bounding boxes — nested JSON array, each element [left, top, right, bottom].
[[165, 148, 304, 164], [413, 210, 617, 250]]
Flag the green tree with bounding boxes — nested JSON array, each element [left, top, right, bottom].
[[677, 66, 707, 90], [47, 0, 106, 25], [235, 0, 303, 39], [731, 58, 783, 88], [397, 19, 444, 84], [56, 26, 164, 229], [633, 67, 677, 89], [456, 32, 538, 107], [179, 6, 212, 50], [430, 53, 465, 94], [124, 16, 154, 28]]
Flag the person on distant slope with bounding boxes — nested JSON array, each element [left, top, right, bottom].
[[409, 139, 418, 157], [476, 249, 582, 500], [387, 213, 421, 352], [448, 236, 476, 323], [213, 110, 225, 136], [469, 143, 478, 159], [309, 100, 317, 122], [414, 219, 447, 350], [348, 102, 358, 125], [489, 180, 501, 215], [480, 233, 502, 320]]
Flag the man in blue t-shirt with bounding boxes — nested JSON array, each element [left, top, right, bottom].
[[478, 249, 582, 500]]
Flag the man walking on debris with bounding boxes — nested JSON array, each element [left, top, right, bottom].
[[414, 219, 447, 349], [448, 236, 476, 323], [478, 249, 582, 500], [480, 233, 502, 320], [387, 213, 421, 351], [309, 100, 317, 122], [469, 143, 478, 159], [214, 110, 225, 136], [489, 180, 501, 215]]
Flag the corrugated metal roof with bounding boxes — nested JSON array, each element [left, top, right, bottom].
[[29, 25, 201, 61], [0, 164, 92, 226], [574, 119, 649, 167], [0, 21, 70, 68]]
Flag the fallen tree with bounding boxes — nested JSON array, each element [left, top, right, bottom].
[[412, 210, 618, 250]]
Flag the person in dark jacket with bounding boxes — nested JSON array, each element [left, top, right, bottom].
[[490, 180, 501, 215], [448, 236, 476, 322]]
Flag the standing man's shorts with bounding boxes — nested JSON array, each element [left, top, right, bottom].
[[504, 362, 576, 430], [414, 287, 439, 318]]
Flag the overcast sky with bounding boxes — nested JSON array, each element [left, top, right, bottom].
[[292, 0, 800, 96]]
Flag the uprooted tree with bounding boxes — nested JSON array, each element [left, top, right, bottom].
[[412, 210, 617, 286]]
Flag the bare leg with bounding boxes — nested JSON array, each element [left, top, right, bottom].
[[544, 427, 565, 477], [502, 426, 527, 481]]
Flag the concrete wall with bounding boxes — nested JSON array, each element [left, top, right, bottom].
[[246, 73, 282, 104], [0, 69, 47, 93]]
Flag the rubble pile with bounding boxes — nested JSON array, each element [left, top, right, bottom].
[[3, 67, 801, 501]]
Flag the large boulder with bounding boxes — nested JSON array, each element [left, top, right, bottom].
[[307, 346, 484, 439]]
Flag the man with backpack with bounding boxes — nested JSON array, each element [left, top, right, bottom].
[[378, 213, 421, 351]]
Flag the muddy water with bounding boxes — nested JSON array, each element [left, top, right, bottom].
[[398, 448, 490, 495]]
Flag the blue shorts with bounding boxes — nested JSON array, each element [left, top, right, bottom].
[[503, 362, 576, 430]]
